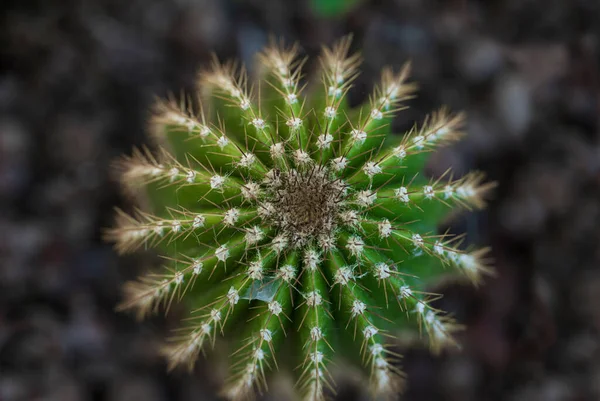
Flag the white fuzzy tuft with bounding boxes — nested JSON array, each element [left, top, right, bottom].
[[248, 259, 264, 280], [346, 236, 365, 257], [423, 185, 435, 199], [305, 291, 323, 307], [227, 287, 240, 306], [394, 187, 408, 203], [413, 135, 425, 149], [310, 351, 324, 364], [351, 300, 366, 317], [434, 241, 444, 255], [251, 118, 266, 129], [260, 329, 272, 342], [210, 309, 222, 322], [186, 170, 196, 183], [317, 134, 334, 149], [411, 233, 423, 248], [363, 326, 378, 339], [334, 266, 354, 286], [277, 264, 296, 283], [210, 174, 225, 190], [270, 142, 285, 159], [240, 98, 251, 110], [223, 208, 240, 226], [171, 220, 181, 233], [286, 117, 302, 130], [324, 106, 337, 118], [245, 226, 264, 246], [356, 190, 376, 207], [293, 149, 312, 165], [378, 219, 392, 238], [398, 285, 412, 299], [331, 156, 348, 171], [351, 129, 367, 144], [393, 145, 407, 160], [286, 93, 298, 104], [238, 153, 256, 168], [169, 167, 179, 182], [241, 182, 261, 200], [268, 301, 283, 316], [370, 108, 383, 120], [258, 202, 275, 219], [215, 244, 229, 262], [192, 214, 205, 228], [310, 326, 323, 341], [303, 249, 320, 271], [271, 234, 288, 254], [363, 162, 382, 178], [192, 259, 203, 275], [374, 262, 392, 280], [338, 210, 359, 227], [217, 136, 229, 150]]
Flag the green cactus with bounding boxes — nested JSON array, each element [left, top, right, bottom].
[[106, 36, 494, 400]]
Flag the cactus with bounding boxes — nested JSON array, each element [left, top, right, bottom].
[[106, 36, 494, 400]]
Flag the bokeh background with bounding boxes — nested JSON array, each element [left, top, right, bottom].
[[1, 0, 600, 400]]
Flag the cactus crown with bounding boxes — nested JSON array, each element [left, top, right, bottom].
[[106, 36, 493, 400]]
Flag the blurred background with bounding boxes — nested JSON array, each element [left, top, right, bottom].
[[1, 0, 600, 400]]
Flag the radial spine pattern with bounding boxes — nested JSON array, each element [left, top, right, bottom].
[[106, 36, 494, 401]]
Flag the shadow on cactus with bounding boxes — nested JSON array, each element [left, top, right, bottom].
[[105, 36, 495, 400]]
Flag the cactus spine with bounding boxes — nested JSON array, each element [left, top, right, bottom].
[[106, 36, 494, 400]]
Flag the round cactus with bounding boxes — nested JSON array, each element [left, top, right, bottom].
[[106, 36, 494, 400]]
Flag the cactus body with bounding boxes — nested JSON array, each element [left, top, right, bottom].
[[106, 37, 493, 400]]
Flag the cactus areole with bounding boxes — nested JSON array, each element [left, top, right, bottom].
[[106, 36, 494, 400]]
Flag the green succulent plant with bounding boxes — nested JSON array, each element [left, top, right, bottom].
[[106, 36, 494, 400], [310, 0, 364, 18]]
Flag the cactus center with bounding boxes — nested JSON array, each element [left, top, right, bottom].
[[265, 167, 346, 247]]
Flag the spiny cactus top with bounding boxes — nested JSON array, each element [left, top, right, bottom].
[[106, 37, 493, 401]]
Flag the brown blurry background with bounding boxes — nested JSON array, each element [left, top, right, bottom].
[[1, 0, 600, 400]]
